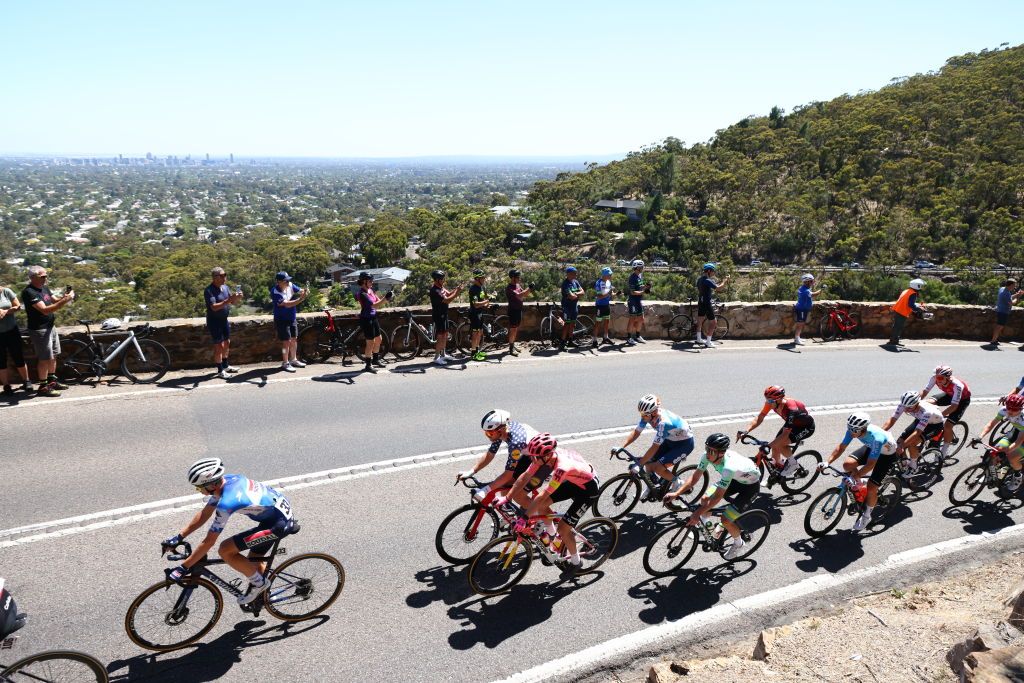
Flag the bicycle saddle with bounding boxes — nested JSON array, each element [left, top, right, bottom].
[[77, 319, 94, 325]]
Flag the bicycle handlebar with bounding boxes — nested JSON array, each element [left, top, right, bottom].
[[609, 447, 637, 463], [162, 540, 193, 562], [739, 433, 770, 449], [455, 474, 485, 488]]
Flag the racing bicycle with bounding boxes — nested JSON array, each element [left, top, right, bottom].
[[389, 309, 461, 360], [803, 466, 902, 537], [948, 439, 1022, 504], [818, 303, 861, 342], [58, 320, 171, 384], [435, 475, 522, 565], [737, 434, 822, 494], [664, 298, 730, 343], [455, 304, 509, 354], [593, 447, 707, 520], [298, 308, 393, 365], [538, 305, 595, 348]]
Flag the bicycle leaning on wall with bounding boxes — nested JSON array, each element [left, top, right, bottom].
[[58, 319, 171, 384]]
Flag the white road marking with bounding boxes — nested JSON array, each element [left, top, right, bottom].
[[493, 524, 1024, 683], [0, 398, 998, 548]]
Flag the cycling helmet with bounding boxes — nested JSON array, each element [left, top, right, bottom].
[[703, 263, 716, 272], [847, 412, 871, 432], [934, 365, 953, 378], [472, 269, 485, 278], [705, 433, 731, 451], [188, 458, 225, 487], [431, 269, 446, 280], [526, 433, 558, 460], [1006, 394, 1024, 411], [509, 269, 521, 278], [909, 278, 925, 290], [764, 385, 786, 401], [900, 390, 921, 408], [565, 265, 578, 273], [631, 259, 644, 268], [600, 267, 613, 276], [357, 271, 373, 283], [100, 317, 122, 331], [480, 409, 511, 431], [801, 273, 814, 282], [637, 393, 661, 415]]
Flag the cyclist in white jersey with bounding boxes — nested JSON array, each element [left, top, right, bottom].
[[881, 391, 944, 471], [617, 394, 695, 498]]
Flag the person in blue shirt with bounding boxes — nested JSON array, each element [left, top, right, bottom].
[[204, 266, 244, 378], [990, 278, 1020, 346], [626, 260, 648, 345], [820, 413, 899, 531], [695, 263, 728, 347], [594, 267, 615, 346], [792, 273, 823, 346], [270, 271, 308, 372], [558, 266, 584, 351]]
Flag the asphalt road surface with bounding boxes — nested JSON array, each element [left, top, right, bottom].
[[2, 338, 1022, 682]]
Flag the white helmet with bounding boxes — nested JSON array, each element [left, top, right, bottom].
[[188, 458, 225, 487], [631, 259, 645, 268], [480, 409, 511, 431], [909, 278, 925, 290], [801, 273, 814, 282], [637, 393, 661, 414], [899, 391, 921, 408], [100, 318, 122, 331], [847, 412, 870, 432]]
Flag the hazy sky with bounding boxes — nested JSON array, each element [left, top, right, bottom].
[[2, 1, 1021, 158]]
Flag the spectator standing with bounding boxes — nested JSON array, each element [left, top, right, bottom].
[[695, 262, 728, 348], [558, 266, 584, 351], [204, 266, 243, 378], [504, 269, 530, 356], [990, 278, 1021, 346], [428, 270, 462, 366], [594, 267, 615, 346], [792, 273, 824, 345], [887, 278, 927, 347], [270, 271, 308, 372], [356, 272, 387, 373], [626, 260, 648, 345], [21, 266, 73, 397], [0, 283, 31, 395], [468, 269, 490, 361]]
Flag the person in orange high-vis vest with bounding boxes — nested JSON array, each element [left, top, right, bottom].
[[887, 278, 927, 346]]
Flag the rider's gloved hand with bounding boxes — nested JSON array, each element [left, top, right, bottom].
[[456, 470, 473, 482], [166, 565, 188, 584], [816, 462, 826, 472], [512, 517, 529, 535], [162, 534, 183, 549]]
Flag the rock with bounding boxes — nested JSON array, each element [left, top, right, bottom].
[[1004, 581, 1024, 629], [948, 622, 1024, 678], [753, 625, 793, 661], [648, 662, 677, 683], [964, 644, 1024, 682]]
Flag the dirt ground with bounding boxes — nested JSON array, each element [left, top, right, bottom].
[[616, 551, 1024, 683]]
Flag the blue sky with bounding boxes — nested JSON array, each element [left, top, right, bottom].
[[2, 1, 1021, 158]]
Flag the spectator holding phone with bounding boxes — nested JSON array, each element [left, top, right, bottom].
[[626, 260, 648, 345], [204, 266, 243, 378], [505, 269, 530, 356], [21, 266, 74, 397], [428, 270, 462, 366], [270, 271, 307, 372], [594, 267, 615, 346], [0, 283, 31, 395], [356, 271, 387, 373], [792, 273, 824, 346], [558, 266, 584, 351]]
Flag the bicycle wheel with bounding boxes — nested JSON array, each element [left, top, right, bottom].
[[574, 517, 619, 573], [719, 509, 771, 562], [819, 316, 839, 342], [262, 552, 345, 621], [445, 320, 463, 357], [945, 421, 969, 459], [435, 503, 501, 565], [389, 324, 421, 360], [711, 314, 730, 340], [124, 578, 223, 652], [540, 316, 554, 346], [347, 328, 373, 362], [904, 450, 942, 492], [642, 523, 698, 577], [467, 535, 533, 596], [2, 650, 109, 683], [871, 476, 902, 524], [120, 339, 170, 383], [454, 321, 472, 354], [593, 473, 641, 520], [487, 315, 510, 350], [573, 315, 595, 346], [949, 464, 987, 505], [990, 418, 1014, 447], [57, 339, 97, 383], [779, 450, 823, 494], [667, 314, 692, 343], [803, 487, 847, 538], [298, 325, 333, 362], [664, 465, 709, 512]]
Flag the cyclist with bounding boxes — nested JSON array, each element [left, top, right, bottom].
[[505, 269, 531, 356], [664, 433, 760, 560], [918, 365, 971, 460], [428, 269, 462, 366], [558, 266, 584, 351], [820, 413, 899, 531], [739, 385, 815, 477], [497, 433, 599, 569], [696, 262, 728, 347], [594, 266, 615, 346], [880, 390, 944, 471], [792, 273, 823, 346], [980, 392, 1024, 493], [626, 260, 647, 345], [617, 393, 694, 499], [456, 409, 550, 508], [163, 458, 299, 605], [468, 269, 490, 361]]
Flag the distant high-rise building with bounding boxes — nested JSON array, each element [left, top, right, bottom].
[[146, 152, 153, 160], [230, 153, 234, 163], [205, 153, 210, 161]]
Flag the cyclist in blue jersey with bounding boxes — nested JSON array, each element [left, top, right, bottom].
[[820, 413, 899, 531], [625, 260, 648, 345], [162, 458, 298, 605], [617, 394, 695, 498]]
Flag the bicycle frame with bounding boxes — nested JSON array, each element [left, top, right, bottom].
[[98, 331, 146, 366], [610, 448, 674, 493], [400, 310, 437, 346], [169, 540, 286, 617], [671, 499, 734, 551], [497, 511, 577, 568]]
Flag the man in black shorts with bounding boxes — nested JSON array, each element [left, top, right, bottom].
[[428, 270, 462, 366], [695, 262, 728, 348], [468, 269, 490, 361], [505, 269, 531, 356]]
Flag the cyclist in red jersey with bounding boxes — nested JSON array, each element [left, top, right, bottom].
[[917, 365, 971, 459], [739, 385, 815, 477]]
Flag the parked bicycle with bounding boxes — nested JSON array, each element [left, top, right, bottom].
[[0, 578, 108, 682], [593, 447, 707, 520], [455, 304, 509, 354], [737, 433, 822, 494], [642, 498, 771, 577], [538, 304, 594, 348], [948, 439, 1021, 505], [817, 303, 860, 342], [803, 466, 902, 537], [664, 298, 730, 343], [435, 475, 522, 565], [125, 538, 344, 652], [58, 319, 170, 384], [466, 511, 618, 596], [298, 308, 392, 365], [389, 309, 461, 360]]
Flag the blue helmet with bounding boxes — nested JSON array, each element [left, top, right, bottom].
[[703, 263, 716, 271], [565, 265, 578, 273], [600, 267, 613, 276]]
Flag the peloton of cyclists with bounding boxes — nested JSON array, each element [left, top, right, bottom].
[[918, 365, 971, 460], [739, 385, 815, 478], [880, 391, 945, 471], [980, 392, 1024, 493], [616, 394, 695, 499], [820, 413, 900, 531]]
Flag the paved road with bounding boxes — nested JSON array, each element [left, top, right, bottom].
[[2, 339, 1022, 681]]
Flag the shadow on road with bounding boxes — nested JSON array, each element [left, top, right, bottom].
[[107, 616, 328, 682], [223, 368, 270, 387], [879, 343, 919, 353], [310, 370, 359, 384], [668, 341, 701, 354], [406, 565, 474, 608], [608, 512, 676, 560], [775, 342, 800, 353], [942, 498, 1023, 534], [390, 359, 467, 374], [629, 560, 756, 625], [766, 491, 811, 509], [790, 536, 864, 573], [157, 372, 217, 391]]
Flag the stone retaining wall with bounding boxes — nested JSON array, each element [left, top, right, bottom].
[[3, 300, 1016, 373]]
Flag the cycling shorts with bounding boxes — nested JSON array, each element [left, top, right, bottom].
[[275, 320, 299, 341], [549, 477, 599, 527], [230, 516, 300, 553], [998, 312, 1010, 325], [359, 317, 381, 339], [561, 303, 578, 322], [867, 450, 899, 487], [469, 310, 484, 331], [595, 303, 611, 321], [508, 309, 522, 327], [627, 298, 643, 317], [206, 316, 230, 344], [777, 421, 814, 446], [933, 394, 970, 422], [432, 312, 448, 334], [793, 308, 809, 323], [719, 480, 759, 521], [654, 437, 695, 466], [697, 300, 714, 318], [900, 421, 943, 444]]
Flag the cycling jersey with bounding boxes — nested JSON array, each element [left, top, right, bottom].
[[522, 448, 595, 495], [841, 425, 897, 461], [206, 474, 292, 534], [761, 398, 813, 428], [996, 407, 1024, 431], [594, 279, 613, 305], [698, 449, 760, 489], [636, 408, 693, 444], [628, 273, 644, 300], [923, 376, 971, 403], [560, 279, 583, 306], [891, 401, 945, 431], [696, 275, 717, 303], [486, 420, 539, 471]]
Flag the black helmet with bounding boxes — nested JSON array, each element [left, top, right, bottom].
[[705, 433, 731, 451], [509, 269, 521, 278], [357, 271, 372, 283], [431, 269, 445, 280], [472, 268, 485, 278]]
